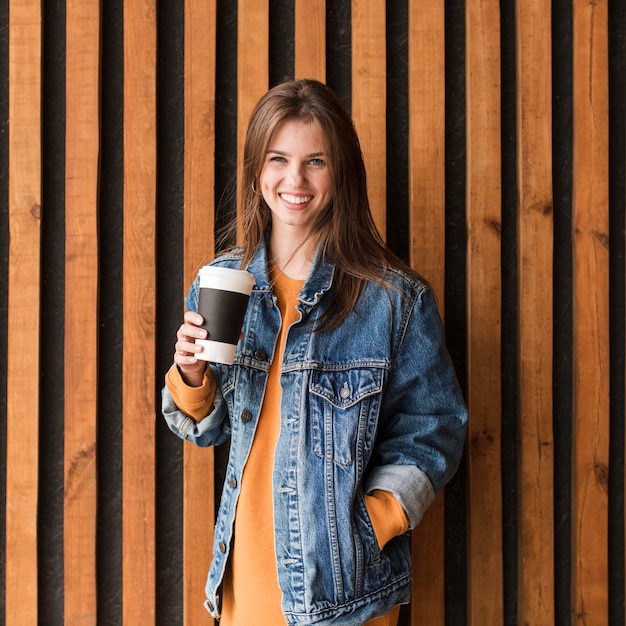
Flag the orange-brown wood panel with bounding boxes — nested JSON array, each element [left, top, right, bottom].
[[352, 0, 387, 238], [516, 1, 555, 624], [5, 2, 42, 623], [466, 0, 504, 623], [295, 0, 326, 82], [407, 1, 446, 623], [123, 0, 158, 622], [408, 0, 446, 294], [183, 0, 217, 623], [572, 0, 610, 623], [64, 1, 100, 622], [237, 0, 269, 238]]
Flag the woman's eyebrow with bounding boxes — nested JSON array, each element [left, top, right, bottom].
[[266, 149, 326, 158]]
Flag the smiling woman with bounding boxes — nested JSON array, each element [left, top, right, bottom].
[[161, 79, 468, 625]]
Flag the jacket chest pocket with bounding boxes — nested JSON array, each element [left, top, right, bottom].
[[309, 368, 384, 466]]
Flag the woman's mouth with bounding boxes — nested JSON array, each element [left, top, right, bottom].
[[280, 193, 313, 205]]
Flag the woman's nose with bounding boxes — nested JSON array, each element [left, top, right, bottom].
[[286, 163, 305, 186]]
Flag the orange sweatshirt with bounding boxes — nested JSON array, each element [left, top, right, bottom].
[[166, 267, 408, 625]]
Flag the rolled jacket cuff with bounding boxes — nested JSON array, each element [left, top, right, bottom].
[[165, 364, 216, 421], [365, 464, 435, 530]]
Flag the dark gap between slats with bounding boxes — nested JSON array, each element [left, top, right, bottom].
[[443, 0, 468, 624], [500, 1, 518, 624], [269, 0, 294, 86], [39, 1, 66, 622], [97, 1, 124, 623], [385, 0, 409, 268], [214, 0, 239, 257], [552, 0, 574, 622], [156, 0, 186, 623], [326, 0, 351, 111]]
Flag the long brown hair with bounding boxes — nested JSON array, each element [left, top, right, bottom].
[[230, 79, 413, 330]]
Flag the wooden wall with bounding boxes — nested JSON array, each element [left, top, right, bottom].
[[1, 1, 624, 624]]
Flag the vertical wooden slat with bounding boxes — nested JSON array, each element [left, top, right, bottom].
[[516, 1, 554, 624], [123, 0, 157, 622], [465, 0, 503, 623], [64, 2, 100, 622], [571, 0, 610, 622], [351, 0, 387, 237], [237, 0, 269, 235], [408, 0, 446, 295], [407, 1, 446, 623], [295, 0, 326, 81], [183, 0, 217, 622], [5, 2, 41, 623]]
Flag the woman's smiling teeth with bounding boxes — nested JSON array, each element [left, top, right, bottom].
[[281, 193, 313, 204]]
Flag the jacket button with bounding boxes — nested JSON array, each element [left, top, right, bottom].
[[254, 348, 268, 361], [229, 477, 238, 488], [241, 410, 252, 423], [219, 542, 227, 553], [339, 386, 351, 399]]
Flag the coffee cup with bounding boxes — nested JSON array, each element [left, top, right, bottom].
[[195, 265, 256, 364]]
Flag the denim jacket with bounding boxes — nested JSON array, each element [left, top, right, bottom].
[[162, 240, 468, 625]]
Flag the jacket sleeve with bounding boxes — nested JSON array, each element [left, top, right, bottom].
[[161, 370, 231, 448], [165, 364, 217, 421], [365, 285, 468, 529]]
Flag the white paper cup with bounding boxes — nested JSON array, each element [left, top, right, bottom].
[[195, 266, 255, 364]]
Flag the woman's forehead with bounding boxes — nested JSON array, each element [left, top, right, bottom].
[[268, 118, 330, 151]]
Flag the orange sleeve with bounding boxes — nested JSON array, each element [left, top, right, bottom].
[[165, 364, 216, 421], [365, 490, 410, 550]]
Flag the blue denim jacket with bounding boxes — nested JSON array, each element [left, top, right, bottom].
[[162, 240, 467, 625]]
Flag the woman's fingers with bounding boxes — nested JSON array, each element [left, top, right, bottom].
[[183, 310, 205, 326], [174, 313, 207, 364], [177, 323, 207, 343]]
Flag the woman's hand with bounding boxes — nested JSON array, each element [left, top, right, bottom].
[[174, 311, 208, 387]]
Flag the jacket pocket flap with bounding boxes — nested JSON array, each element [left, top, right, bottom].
[[310, 367, 384, 409]]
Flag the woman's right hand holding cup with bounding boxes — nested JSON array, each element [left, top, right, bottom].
[[174, 311, 208, 387]]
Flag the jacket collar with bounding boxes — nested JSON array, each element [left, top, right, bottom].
[[246, 236, 335, 307]]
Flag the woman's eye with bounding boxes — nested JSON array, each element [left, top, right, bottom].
[[308, 158, 325, 167], [269, 155, 286, 163]]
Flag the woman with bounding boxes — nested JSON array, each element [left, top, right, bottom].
[[162, 79, 467, 625]]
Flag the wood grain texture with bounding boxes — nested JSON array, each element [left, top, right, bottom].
[[351, 0, 387, 237], [516, 1, 555, 623], [123, 0, 157, 621], [64, 1, 101, 623], [237, 0, 269, 240], [408, 0, 446, 295], [295, 0, 326, 82], [184, 0, 217, 623], [5, 1, 42, 622], [466, 0, 504, 623], [572, 0, 610, 622]]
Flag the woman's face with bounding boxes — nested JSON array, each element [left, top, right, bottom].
[[259, 119, 334, 238]]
